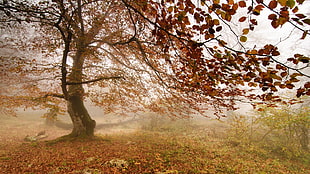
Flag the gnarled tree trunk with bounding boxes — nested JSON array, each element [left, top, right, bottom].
[[67, 94, 96, 137], [66, 47, 96, 137]]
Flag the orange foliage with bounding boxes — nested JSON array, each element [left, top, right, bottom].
[[0, 0, 309, 118]]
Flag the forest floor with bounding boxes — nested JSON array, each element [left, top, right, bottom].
[[0, 113, 309, 174]]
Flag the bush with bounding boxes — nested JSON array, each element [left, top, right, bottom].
[[227, 101, 310, 161], [256, 103, 309, 157]]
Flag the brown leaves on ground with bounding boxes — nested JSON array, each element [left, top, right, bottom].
[[0, 131, 309, 174]]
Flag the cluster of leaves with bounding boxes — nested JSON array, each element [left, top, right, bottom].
[[130, 0, 310, 110], [0, 0, 309, 119]]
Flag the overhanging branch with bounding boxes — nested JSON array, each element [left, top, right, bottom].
[[214, 38, 310, 78], [66, 76, 124, 85]]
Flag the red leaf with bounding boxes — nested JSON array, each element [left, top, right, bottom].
[[216, 26, 222, 32], [280, 10, 289, 18], [239, 16, 247, 22], [295, 14, 306, 19], [272, 50, 280, 56], [250, 19, 258, 25], [238, 1, 246, 7], [268, 14, 277, 20], [275, 64, 281, 69], [279, 84, 286, 89], [232, 3, 238, 11], [222, 4, 230, 11], [271, 19, 279, 28], [286, 84, 295, 89], [301, 30, 308, 39], [269, 0, 278, 9], [255, 4, 264, 11], [296, 88, 305, 97], [292, 6, 299, 13]]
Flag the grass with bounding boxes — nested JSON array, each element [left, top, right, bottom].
[[0, 117, 309, 173]]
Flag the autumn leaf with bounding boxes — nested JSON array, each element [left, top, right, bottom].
[[302, 19, 310, 25], [280, 10, 289, 18], [272, 50, 280, 56], [213, 19, 220, 25], [269, 0, 278, 9], [268, 14, 277, 20], [278, 0, 287, 6], [290, 73, 302, 78], [286, 84, 295, 89], [292, 6, 299, 13], [242, 28, 250, 35], [250, 19, 258, 25], [296, 0, 305, 4], [240, 36, 247, 42], [296, 88, 305, 97], [239, 16, 247, 22], [298, 56, 310, 63], [295, 13, 306, 18], [286, 0, 296, 8], [168, 6, 174, 13], [271, 19, 279, 28], [238, 1, 247, 7], [216, 26, 223, 32], [255, 4, 264, 11], [270, 74, 282, 80], [213, 0, 220, 4]]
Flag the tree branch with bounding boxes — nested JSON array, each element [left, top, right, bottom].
[[66, 76, 124, 85], [121, 0, 192, 43], [214, 38, 310, 78], [261, 2, 310, 36]]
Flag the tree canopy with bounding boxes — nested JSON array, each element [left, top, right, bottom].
[[0, 0, 309, 136]]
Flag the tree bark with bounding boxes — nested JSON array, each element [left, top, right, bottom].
[[67, 94, 96, 137], [66, 46, 96, 137]]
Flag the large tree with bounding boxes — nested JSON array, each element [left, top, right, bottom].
[[0, 0, 309, 137]]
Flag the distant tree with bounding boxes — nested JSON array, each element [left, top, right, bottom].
[[0, 0, 309, 138]]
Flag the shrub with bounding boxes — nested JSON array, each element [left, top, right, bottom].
[[227, 100, 310, 161]]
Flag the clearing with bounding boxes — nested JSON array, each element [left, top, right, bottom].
[[0, 111, 309, 173]]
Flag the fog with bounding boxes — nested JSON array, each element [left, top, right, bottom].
[[1, 100, 309, 173], [0, 103, 231, 145]]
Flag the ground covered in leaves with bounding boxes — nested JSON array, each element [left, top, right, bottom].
[[1, 130, 309, 173], [0, 112, 309, 173]]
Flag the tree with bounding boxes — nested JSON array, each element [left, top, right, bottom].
[[0, 0, 309, 138]]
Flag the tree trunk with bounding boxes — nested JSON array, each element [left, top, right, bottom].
[[67, 94, 96, 137], [66, 46, 96, 137]]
